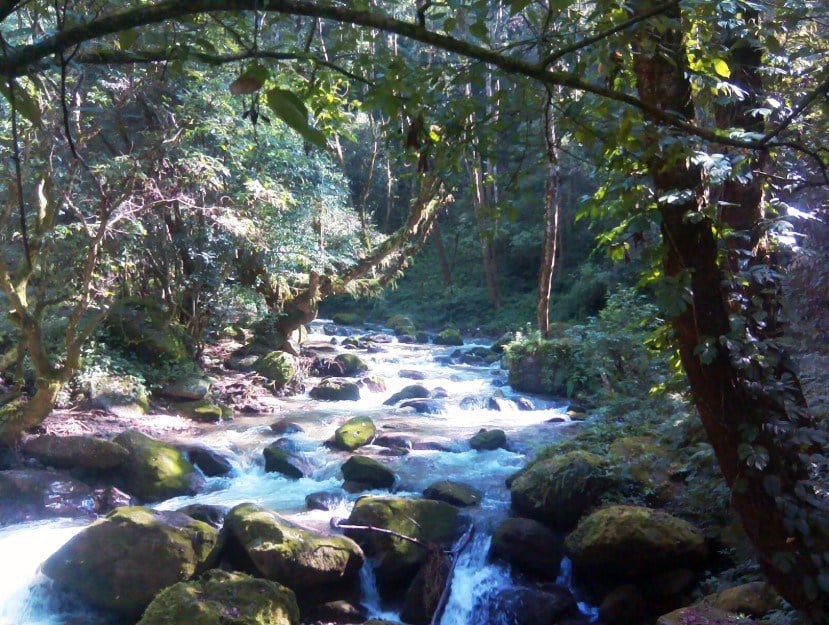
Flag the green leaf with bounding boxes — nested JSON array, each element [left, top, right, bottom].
[[469, 20, 488, 40], [266, 88, 326, 148], [0, 79, 41, 126], [508, 0, 533, 15], [713, 58, 731, 78]]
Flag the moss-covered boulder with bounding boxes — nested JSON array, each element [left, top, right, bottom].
[[254, 351, 297, 386], [490, 517, 563, 579], [387, 314, 416, 336], [263, 444, 310, 479], [332, 312, 363, 327], [158, 376, 211, 401], [510, 451, 613, 529], [333, 416, 376, 451], [21, 435, 128, 470], [469, 428, 507, 451], [137, 569, 299, 625], [334, 353, 369, 377], [42, 507, 220, 616], [423, 480, 482, 507], [106, 297, 191, 365], [341, 456, 396, 489], [383, 384, 430, 406], [173, 399, 233, 423], [564, 505, 708, 579], [222, 503, 364, 591], [114, 429, 203, 502], [434, 327, 464, 346], [504, 338, 584, 397], [701, 582, 781, 616], [309, 378, 361, 401], [88, 374, 150, 419], [344, 496, 463, 595], [656, 605, 755, 625]]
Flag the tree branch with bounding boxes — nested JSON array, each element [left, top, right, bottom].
[[760, 69, 829, 147]]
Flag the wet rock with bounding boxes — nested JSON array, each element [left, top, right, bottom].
[[263, 444, 310, 479], [185, 446, 233, 477], [222, 503, 364, 591], [490, 332, 516, 354], [114, 430, 204, 503], [383, 384, 430, 405], [254, 351, 298, 386], [599, 584, 647, 625], [173, 399, 232, 423], [20, 435, 128, 470], [177, 503, 229, 528], [564, 505, 708, 580], [374, 435, 413, 450], [486, 397, 515, 411], [360, 376, 387, 393], [469, 428, 506, 451], [42, 506, 220, 616], [510, 451, 613, 529], [91, 485, 132, 514], [401, 551, 451, 624], [344, 496, 464, 596], [270, 419, 305, 434], [399, 398, 443, 414], [423, 480, 482, 507], [158, 376, 210, 401], [0, 469, 96, 524], [491, 585, 578, 625], [136, 569, 299, 625], [700, 582, 781, 616], [490, 517, 563, 579], [516, 397, 535, 410], [310, 379, 361, 401], [305, 600, 366, 624], [364, 333, 394, 344], [434, 328, 464, 346], [657, 605, 755, 625], [459, 396, 482, 410], [340, 456, 396, 489], [457, 346, 498, 366], [306, 490, 347, 511], [334, 353, 369, 377], [333, 416, 376, 451], [323, 324, 339, 336], [399, 369, 427, 380]]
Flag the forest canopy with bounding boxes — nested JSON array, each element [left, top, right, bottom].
[[1, 0, 828, 620]]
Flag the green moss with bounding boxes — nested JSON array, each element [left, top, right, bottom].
[[253, 351, 297, 386], [332, 312, 363, 326], [334, 353, 369, 377], [341, 455, 395, 488], [173, 399, 231, 423], [309, 379, 360, 401], [334, 416, 376, 451], [434, 328, 463, 346]]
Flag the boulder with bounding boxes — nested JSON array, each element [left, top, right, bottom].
[[177, 504, 229, 528], [333, 416, 377, 451], [340, 456, 396, 489], [254, 351, 298, 386], [20, 435, 128, 470], [334, 353, 369, 377], [305, 600, 366, 624], [399, 399, 443, 414], [263, 444, 311, 479], [0, 469, 96, 524], [310, 379, 361, 401], [186, 445, 234, 477], [222, 503, 364, 591], [564, 505, 708, 579], [360, 376, 387, 393], [400, 552, 452, 624], [106, 298, 191, 365], [114, 429, 204, 502], [700, 582, 781, 616], [469, 428, 507, 451], [423, 480, 482, 507], [344, 496, 463, 594], [434, 328, 464, 346], [173, 399, 232, 423], [137, 569, 299, 625], [42, 506, 220, 616], [158, 376, 211, 401], [88, 374, 149, 419], [383, 384, 430, 405], [510, 451, 613, 529], [399, 369, 427, 380], [491, 586, 578, 625], [657, 605, 758, 625], [270, 419, 304, 434], [599, 584, 648, 625], [332, 312, 363, 327], [305, 490, 347, 511], [490, 517, 563, 579]]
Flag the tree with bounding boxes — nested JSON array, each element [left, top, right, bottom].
[[1, 0, 828, 616]]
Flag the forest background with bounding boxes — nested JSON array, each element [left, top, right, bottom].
[[1, 0, 829, 621]]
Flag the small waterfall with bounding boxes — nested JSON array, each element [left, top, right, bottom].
[[359, 561, 399, 621]]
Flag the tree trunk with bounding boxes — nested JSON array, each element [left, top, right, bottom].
[[536, 95, 560, 336], [432, 222, 453, 286], [630, 2, 829, 619], [468, 153, 501, 311]]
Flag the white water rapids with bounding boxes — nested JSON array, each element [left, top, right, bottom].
[[1, 321, 592, 625]]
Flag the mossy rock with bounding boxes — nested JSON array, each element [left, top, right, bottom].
[[423, 480, 482, 507], [222, 503, 364, 591], [137, 569, 299, 625], [253, 351, 297, 386], [341, 455, 396, 489], [504, 338, 582, 397], [564, 505, 708, 579], [656, 605, 754, 625], [434, 328, 464, 346], [490, 517, 563, 579], [309, 379, 360, 401], [387, 315, 416, 336], [158, 376, 211, 401], [263, 445, 308, 479], [114, 429, 203, 502], [333, 416, 376, 451], [609, 436, 673, 491], [173, 399, 233, 423], [106, 298, 191, 365], [332, 312, 363, 327], [88, 374, 150, 419], [20, 435, 128, 470], [334, 353, 369, 377], [383, 384, 430, 406], [701, 582, 781, 616], [469, 428, 507, 451], [344, 496, 464, 595], [510, 451, 614, 529], [42, 506, 220, 616]]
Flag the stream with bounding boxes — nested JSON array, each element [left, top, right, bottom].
[[0, 320, 594, 625]]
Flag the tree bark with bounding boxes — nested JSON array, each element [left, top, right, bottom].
[[536, 94, 560, 336], [630, 2, 829, 619], [432, 222, 452, 286]]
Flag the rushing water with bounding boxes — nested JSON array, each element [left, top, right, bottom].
[[2, 321, 587, 625]]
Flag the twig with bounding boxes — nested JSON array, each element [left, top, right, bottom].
[[333, 519, 434, 550], [430, 524, 474, 625]]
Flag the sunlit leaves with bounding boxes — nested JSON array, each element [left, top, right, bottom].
[[266, 88, 326, 148]]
